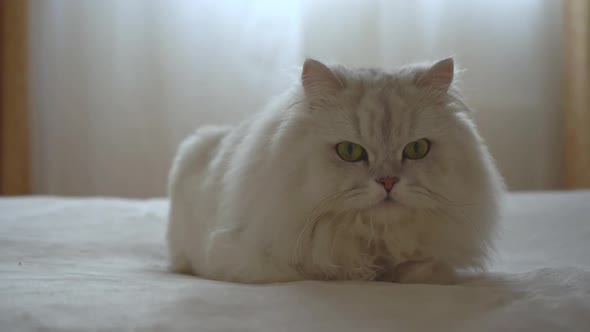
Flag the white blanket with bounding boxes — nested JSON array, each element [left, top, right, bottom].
[[1, 192, 589, 331]]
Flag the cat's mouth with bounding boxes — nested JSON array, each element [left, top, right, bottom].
[[362, 193, 401, 212], [365, 196, 403, 215], [377, 195, 396, 207]]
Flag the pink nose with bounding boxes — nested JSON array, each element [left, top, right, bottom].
[[377, 177, 399, 193]]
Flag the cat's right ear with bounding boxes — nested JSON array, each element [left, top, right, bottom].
[[416, 57, 454, 91], [301, 59, 343, 95]]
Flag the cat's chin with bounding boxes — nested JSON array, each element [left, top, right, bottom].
[[364, 198, 406, 216]]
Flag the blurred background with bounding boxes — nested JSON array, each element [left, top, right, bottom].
[[1, 0, 588, 197]]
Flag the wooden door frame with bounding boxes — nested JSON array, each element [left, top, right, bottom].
[[563, 0, 590, 188], [0, 0, 30, 195]]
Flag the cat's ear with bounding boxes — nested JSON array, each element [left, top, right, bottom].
[[416, 57, 454, 91], [301, 59, 343, 95]]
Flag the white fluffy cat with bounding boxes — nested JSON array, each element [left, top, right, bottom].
[[167, 58, 504, 284]]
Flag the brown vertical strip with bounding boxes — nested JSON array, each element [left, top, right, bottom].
[[0, 0, 31, 195], [563, 0, 590, 188]]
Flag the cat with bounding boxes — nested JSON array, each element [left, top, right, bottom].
[[166, 57, 505, 284]]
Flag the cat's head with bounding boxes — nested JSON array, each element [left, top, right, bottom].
[[296, 58, 503, 221]]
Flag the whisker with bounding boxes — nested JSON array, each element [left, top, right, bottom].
[[328, 211, 354, 268], [409, 184, 487, 240], [367, 213, 376, 249], [410, 186, 477, 207], [413, 186, 487, 242], [291, 188, 363, 277]]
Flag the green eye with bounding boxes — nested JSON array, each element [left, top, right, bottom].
[[403, 138, 431, 160], [335, 141, 367, 162]]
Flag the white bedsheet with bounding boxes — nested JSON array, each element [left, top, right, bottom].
[[1, 192, 589, 331]]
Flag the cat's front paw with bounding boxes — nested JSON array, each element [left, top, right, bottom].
[[393, 260, 455, 285]]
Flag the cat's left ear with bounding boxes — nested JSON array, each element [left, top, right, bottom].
[[416, 57, 454, 91]]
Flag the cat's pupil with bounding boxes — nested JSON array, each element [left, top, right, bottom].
[[347, 144, 353, 155], [414, 142, 420, 153]]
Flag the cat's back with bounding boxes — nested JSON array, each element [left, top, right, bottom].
[[168, 125, 232, 193], [167, 125, 235, 273]]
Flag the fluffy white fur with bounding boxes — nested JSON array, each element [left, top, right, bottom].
[[167, 58, 505, 284]]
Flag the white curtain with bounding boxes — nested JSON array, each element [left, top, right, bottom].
[[30, 0, 563, 197]]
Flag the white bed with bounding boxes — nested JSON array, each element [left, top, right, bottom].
[[1, 191, 589, 331]]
